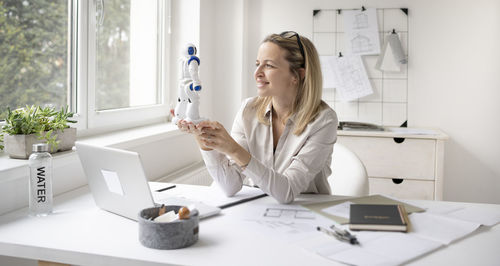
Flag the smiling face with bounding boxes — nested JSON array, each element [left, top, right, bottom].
[[254, 42, 298, 102]]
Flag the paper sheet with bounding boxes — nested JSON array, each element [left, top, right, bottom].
[[408, 212, 481, 244], [376, 41, 401, 72], [320, 54, 373, 101], [241, 202, 443, 266], [336, 54, 373, 101], [387, 127, 439, 135], [343, 8, 381, 55], [330, 233, 442, 266], [422, 203, 500, 227], [151, 182, 265, 208], [241, 204, 334, 243], [231, 197, 497, 266], [320, 56, 341, 89], [444, 206, 500, 227], [321, 201, 353, 219], [297, 195, 495, 265], [376, 32, 407, 72], [297, 229, 442, 266]]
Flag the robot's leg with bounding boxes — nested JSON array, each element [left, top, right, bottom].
[[185, 84, 205, 124], [173, 81, 189, 124]]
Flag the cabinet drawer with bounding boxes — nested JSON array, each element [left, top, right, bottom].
[[338, 136, 436, 180], [369, 177, 435, 200]]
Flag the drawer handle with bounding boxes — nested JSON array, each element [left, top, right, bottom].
[[394, 121, 407, 144], [393, 137, 405, 143], [392, 178, 404, 184]]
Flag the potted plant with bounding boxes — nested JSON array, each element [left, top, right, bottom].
[[0, 105, 77, 159]]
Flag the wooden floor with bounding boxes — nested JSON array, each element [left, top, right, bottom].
[[38, 261, 70, 266]]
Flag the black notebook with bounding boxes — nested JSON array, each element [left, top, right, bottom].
[[349, 204, 409, 232]]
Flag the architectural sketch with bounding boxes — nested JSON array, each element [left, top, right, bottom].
[[351, 34, 372, 53], [342, 8, 380, 55], [353, 12, 369, 29], [264, 208, 315, 220]]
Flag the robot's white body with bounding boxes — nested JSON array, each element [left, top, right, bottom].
[[173, 43, 205, 124]]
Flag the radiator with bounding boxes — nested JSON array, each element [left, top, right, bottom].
[[157, 161, 213, 186]]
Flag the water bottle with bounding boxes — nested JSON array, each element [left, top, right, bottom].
[[28, 143, 53, 216]]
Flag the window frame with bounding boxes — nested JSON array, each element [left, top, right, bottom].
[[0, 0, 171, 138], [74, 0, 171, 133]]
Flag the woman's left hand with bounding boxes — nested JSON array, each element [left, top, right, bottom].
[[196, 120, 251, 167], [196, 121, 236, 155]]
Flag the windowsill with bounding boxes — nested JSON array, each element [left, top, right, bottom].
[[0, 122, 182, 180], [76, 122, 182, 148]]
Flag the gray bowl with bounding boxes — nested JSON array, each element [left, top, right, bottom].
[[138, 205, 199, 249]]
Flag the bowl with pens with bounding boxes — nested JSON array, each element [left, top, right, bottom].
[[138, 205, 199, 249]]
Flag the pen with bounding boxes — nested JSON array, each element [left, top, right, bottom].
[[329, 225, 359, 245], [316, 226, 360, 245], [155, 185, 176, 192], [218, 193, 268, 209]]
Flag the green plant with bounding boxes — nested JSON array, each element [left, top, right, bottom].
[[0, 105, 76, 152]]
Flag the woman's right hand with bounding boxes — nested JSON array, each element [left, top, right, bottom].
[[177, 119, 213, 151]]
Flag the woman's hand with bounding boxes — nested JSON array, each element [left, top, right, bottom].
[[195, 121, 233, 154], [196, 121, 251, 167], [177, 119, 212, 151]]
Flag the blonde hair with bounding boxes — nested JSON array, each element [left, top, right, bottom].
[[253, 32, 325, 135]]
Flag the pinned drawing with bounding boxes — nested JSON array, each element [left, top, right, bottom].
[[319, 54, 373, 102], [336, 54, 373, 101], [320, 55, 341, 89], [353, 12, 369, 29], [376, 30, 407, 72], [351, 34, 372, 54], [343, 8, 380, 55]]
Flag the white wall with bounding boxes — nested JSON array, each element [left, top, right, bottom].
[[207, 0, 500, 203], [201, 0, 247, 128], [170, 0, 215, 118], [409, 0, 500, 204]]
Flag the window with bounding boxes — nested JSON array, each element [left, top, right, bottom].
[[95, 1, 161, 111], [84, 0, 170, 129], [0, 0, 70, 120], [0, 0, 170, 131]]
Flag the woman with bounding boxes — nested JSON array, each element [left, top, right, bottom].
[[179, 31, 338, 204]]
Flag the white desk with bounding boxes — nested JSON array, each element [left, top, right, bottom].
[[0, 184, 499, 266]]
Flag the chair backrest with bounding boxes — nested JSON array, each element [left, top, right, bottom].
[[328, 143, 369, 197]]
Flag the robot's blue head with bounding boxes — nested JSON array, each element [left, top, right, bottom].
[[183, 43, 197, 57]]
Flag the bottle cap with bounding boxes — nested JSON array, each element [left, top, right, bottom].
[[32, 143, 49, 152]]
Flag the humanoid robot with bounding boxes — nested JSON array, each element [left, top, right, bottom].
[[173, 43, 205, 125]]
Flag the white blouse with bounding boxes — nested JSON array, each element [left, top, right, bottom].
[[200, 97, 338, 204]]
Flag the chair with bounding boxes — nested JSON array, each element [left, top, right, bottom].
[[328, 143, 369, 197]]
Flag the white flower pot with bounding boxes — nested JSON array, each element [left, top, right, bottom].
[[4, 128, 77, 159]]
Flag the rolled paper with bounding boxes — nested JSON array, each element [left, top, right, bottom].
[[388, 32, 407, 64], [375, 32, 407, 72]]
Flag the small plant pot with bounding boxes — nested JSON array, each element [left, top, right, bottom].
[[4, 128, 77, 159], [138, 206, 199, 250]]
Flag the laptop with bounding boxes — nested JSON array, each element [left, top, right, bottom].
[[75, 142, 221, 221]]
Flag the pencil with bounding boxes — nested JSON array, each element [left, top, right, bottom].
[[218, 193, 268, 209], [155, 185, 176, 192]]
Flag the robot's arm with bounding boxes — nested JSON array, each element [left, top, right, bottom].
[[188, 56, 201, 88], [178, 58, 185, 80]]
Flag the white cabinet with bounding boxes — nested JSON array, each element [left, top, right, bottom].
[[337, 129, 448, 200]]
